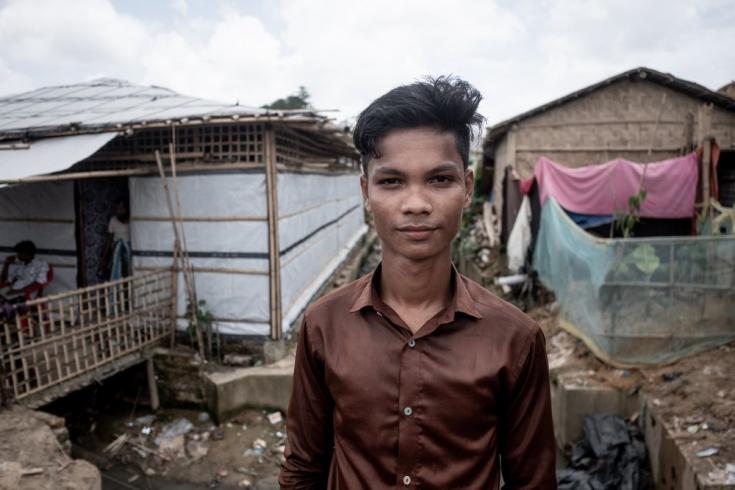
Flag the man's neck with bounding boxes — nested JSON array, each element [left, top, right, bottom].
[[378, 249, 453, 331]]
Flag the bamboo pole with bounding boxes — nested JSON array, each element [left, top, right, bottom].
[[264, 126, 283, 340], [132, 215, 267, 222], [146, 357, 160, 411], [169, 246, 179, 348], [154, 150, 205, 358]]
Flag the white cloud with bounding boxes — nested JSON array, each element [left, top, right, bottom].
[[171, 0, 188, 16], [0, 0, 149, 68], [0, 0, 732, 129]]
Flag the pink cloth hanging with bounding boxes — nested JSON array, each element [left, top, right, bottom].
[[532, 153, 698, 218]]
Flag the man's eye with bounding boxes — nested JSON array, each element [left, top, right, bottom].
[[430, 175, 454, 184], [378, 178, 400, 186]]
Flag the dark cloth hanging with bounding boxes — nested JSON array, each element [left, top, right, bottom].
[[501, 166, 523, 245]]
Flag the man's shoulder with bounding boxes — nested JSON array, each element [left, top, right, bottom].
[[303, 273, 370, 324], [459, 273, 540, 340]]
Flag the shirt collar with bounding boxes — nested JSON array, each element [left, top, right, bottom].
[[349, 262, 482, 319]]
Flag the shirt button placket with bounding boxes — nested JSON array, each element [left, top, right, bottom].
[[398, 334, 419, 488]]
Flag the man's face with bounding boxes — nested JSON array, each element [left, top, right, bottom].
[[115, 201, 128, 219], [17, 252, 32, 264], [360, 127, 474, 262]]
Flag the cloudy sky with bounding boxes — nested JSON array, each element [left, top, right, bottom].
[[0, 0, 733, 126]]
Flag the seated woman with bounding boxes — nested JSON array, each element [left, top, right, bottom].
[[1, 240, 50, 320]]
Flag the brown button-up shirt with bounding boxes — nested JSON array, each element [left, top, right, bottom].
[[280, 264, 557, 489]]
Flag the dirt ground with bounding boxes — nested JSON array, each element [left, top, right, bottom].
[[78, 406, 284, 489], [0, 408, 101, 490], [527, 304, 735, 483]]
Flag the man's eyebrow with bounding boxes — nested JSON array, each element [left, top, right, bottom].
[[426, 162, 462, 174], [372, 167, 406, 177]]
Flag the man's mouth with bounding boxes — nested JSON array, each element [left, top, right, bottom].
[[396, 225, 439, 240]]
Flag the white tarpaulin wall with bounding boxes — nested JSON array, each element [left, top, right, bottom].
[[278, 173, 366, 331], [130, 170, 365, 337], [0, 181, 77, 294]]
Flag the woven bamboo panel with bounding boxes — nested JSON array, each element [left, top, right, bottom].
[[0, 269, 174, 403]]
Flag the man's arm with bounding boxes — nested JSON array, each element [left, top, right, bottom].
[[280, 316, 334, 489], [499, 327, 558, 489]]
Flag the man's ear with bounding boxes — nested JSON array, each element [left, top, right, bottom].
[[360, 174, 371, 213], [463, 168, 475, 208]]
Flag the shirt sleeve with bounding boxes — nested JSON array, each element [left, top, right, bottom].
[[279, 316, 334, 489], [33, 260, 49, 285], [499, 327, 558, 489]]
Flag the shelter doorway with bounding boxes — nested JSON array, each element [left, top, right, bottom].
[[718, 149, 735, 208], [75, 177, 130, 287]]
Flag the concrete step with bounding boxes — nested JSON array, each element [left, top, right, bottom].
[[202, 356, 294, 423]]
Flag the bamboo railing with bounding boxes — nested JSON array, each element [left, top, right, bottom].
[[0, 269, 174, 404]]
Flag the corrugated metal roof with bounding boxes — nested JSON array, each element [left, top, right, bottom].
[[0, 78, 317, 138]]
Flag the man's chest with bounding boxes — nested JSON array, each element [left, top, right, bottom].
[[321, 321, 511, 440]]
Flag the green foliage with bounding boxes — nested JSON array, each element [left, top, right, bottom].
[[611, 243, 663, 281], [630, 243, 660, 275], [452, 171, 485, 262], [614, 188, 647, 238], [262, 86, 311, 110], [186, 298, 214, 339]]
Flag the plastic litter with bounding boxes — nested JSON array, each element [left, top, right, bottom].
[[696, 447, 719, 458], [133, 414, 156, 427], [154, 418, 193, 447], [252, 438, 267, 455], [267, 411, 283, 425], [557, 414, 650, 490]]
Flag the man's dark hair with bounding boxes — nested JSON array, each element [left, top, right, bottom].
[[13, 240, 36, 257], [353, 76, 484, 174]]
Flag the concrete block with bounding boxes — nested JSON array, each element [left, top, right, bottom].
[[263, 339, 287, 364], [551, 371, 639, 451], [641, 399, 730, 490], [203, 357, 294, 423]]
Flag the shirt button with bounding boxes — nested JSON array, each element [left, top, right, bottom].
[[403, 406, 413, 416], [403, 475, 412, 485], [407, 339, 416, 348]]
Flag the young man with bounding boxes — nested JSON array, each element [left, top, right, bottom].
[[280, 77, 557, 489]]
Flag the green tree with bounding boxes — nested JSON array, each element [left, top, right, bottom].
[[262, 86, 311, 110]]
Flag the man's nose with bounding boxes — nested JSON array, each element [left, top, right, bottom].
[[400, 186, 432, 215]]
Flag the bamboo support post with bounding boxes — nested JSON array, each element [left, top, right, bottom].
[[264, 125, 283, 340], [169, 140, 210, 358], [702, 138, 712, 223], [155, 150, 205, 359], [169, 246, 179, 348], [146, 357, 160, 411]]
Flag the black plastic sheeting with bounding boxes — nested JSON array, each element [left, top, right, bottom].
[[557, 414, 652, 490]]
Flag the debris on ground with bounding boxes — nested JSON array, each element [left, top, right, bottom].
[[532, 299, 735, 486], [266, 411, 282, 425], [557, 414, 651, 490], [71, 406, 286, 488]]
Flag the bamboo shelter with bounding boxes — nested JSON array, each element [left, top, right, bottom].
[[0, 79, 366, 348]]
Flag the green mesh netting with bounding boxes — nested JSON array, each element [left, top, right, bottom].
[[534, 198, 735, 367]]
